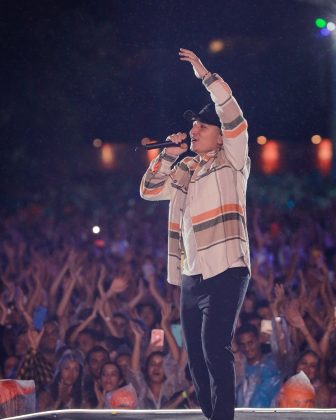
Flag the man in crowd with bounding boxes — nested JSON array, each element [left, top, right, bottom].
[[236, 324, 281, 407]]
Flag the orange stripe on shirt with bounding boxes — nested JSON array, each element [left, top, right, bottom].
[[192, 204, 243, 224], [141, 186, 164, 196], [151, 161, 162, 173], [169, 222, 180, 231], [223, 120, 248, 139]]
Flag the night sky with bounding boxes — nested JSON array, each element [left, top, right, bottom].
[[0, 0, 335, 189]]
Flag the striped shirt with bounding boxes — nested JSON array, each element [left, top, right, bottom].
[[140, 74, 251, 285]]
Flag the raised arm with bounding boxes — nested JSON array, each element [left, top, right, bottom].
[[284, 299, 321, 357], [179, 48, 248, 170], [160, 303, 180, 362], [130, 321, 145, 373]]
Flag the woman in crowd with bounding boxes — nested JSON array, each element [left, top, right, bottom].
[[93, 361, 126, 408], [38, 349, 84, 411], [294, 350, 330, 407]]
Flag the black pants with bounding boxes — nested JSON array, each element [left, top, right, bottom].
[[180, 267, 250, 420]]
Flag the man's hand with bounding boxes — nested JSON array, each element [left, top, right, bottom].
[[179, 48, 209, 79], [165, 132, 188, 156]]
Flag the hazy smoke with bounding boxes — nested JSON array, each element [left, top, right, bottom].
[[295, 0, 336, 14], [295, 0, 336, 8]]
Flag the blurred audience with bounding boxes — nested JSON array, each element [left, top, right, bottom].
[[1, 172, 336, 410]]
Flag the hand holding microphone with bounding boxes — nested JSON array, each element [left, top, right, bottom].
[[140, 132, 189, 155], [164, 132, 188, 156]]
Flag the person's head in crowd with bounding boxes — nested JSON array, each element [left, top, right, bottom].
[[40, 320, 60, 354], [2, 355, 19, 379], [308, 247, 324, 268], [116, 353, 131, 379], [144, 351, 166, 386], [6, 300, 22, 326], [295, 350, 321, 384], [91, 317, 106, 340], [137, 303, 158, 329], [85, 346, 109, 379], [50, 349, 84, 407], [255, 299, 272, 320], [240, 312, 261, 331], [99, 361, 126, 394], [278, 371, 315, 408], [15, 331, 28, 357], [241, 290, 257, 315], [76, 328, 97, 355], [113, 313, 129, 338], [236, 324, 262, 365]]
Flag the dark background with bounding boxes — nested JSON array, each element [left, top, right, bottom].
[[0, 0, 335, 192]]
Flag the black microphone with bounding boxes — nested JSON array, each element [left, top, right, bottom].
[[139, 136, 189, 150]]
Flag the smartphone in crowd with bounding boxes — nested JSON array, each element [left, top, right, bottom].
[[260, 319, 272, 336], [171, 323, 183, 348], [150, 328, 164, 347], [32, 306, 47, 331]]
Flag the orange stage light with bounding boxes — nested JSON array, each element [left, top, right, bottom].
[[260, 140, 280, 174], [101, 143, 116, 169], [316, 138, 333, 175]]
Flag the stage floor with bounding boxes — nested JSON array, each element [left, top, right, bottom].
[[5, 408, 336, 420]]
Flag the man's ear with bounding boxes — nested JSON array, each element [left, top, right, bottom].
[[217, 132, 223, 145]]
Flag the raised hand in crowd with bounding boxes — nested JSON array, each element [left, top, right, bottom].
[[130, 320, 145, 373], [283, 298, 321, 357]]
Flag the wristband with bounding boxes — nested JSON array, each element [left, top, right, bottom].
[[202, 71, 211, 80]]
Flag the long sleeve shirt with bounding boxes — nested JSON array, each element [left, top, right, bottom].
[[140, 74, 250, 285]]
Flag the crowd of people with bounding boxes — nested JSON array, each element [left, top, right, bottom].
[[1, 170, 336, 412]]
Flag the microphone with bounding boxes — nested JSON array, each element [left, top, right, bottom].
[[138, 136, 189, 150]]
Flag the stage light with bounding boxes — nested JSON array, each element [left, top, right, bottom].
[[260, 140, 280, 174], [311, 134, 322, 145], [257, 136, 267, 145], [94, 239, 106, 247], [93, 138, 103, 148], [101, 143, 116, 169], [327, 22, 336, 31], [92, 225, 100, 234], [320, 28, 330, 36], [316, 138, 333, 176], [315, 18, 327, 29], [209, 39, 225, 53]]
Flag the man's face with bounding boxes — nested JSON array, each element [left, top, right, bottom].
[[140, 305, 155, 328], [190, 120, 222, 155], [77, 332, 95, 355], [88, 351, 109, 378], [113, 315, 128, 337], [237, 332, 261, 364], [40, 322, 59, 352], [116, 354, 131, 375]]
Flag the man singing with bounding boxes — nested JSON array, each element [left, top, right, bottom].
[[140, 48, 251, 420]]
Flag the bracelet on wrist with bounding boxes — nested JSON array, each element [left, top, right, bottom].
[[202, 71, 211, 80]]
